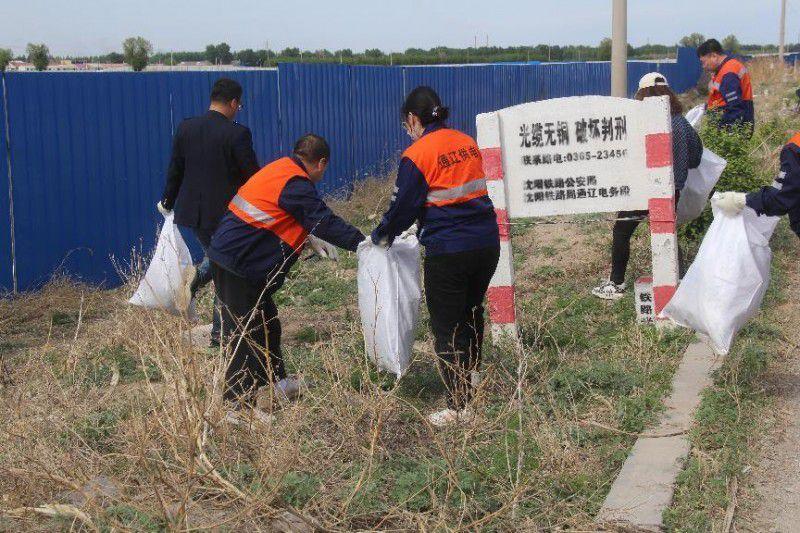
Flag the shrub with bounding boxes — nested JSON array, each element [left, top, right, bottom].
[[681, 115, 769, 240]]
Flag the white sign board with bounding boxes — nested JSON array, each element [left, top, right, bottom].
[[477, 95, 678, 339], [496, 95, 673, 218]]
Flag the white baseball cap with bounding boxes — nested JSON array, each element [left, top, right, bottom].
[[638, 72, 669, 90]]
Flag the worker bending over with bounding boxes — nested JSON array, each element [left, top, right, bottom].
[[372, 86, 500, 427], [207, 134, 364, 424]]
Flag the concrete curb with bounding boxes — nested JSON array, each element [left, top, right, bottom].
[[596, 340, 721, 531]]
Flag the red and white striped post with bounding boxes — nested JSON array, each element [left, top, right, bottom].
[[477, 112, 517, 338], [644, 130, 679, 318]]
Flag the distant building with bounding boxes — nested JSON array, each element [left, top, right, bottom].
[[7, 60, 35, 71], [48, 60, 77, 71], [177, 61, 212, 67]]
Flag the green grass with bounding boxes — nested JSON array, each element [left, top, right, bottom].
[[104, 504, 167, 531]]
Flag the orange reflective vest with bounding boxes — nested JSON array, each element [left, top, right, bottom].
[[403, 128, 488, 207], [227, 157, 309, 250], [707, 57, 753, 111], [789, 132, 800, 149]]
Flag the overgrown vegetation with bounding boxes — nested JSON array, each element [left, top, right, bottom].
[[1, 57, 796, 531], [0, 174, 695, 530], [682, 60, 800, 240]]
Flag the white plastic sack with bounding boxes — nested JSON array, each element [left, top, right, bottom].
[[129, 212, 197, 318], [357, 234, 422, 377], [685, 104, 705, 129], [676, 149, 727, 225], [662, 202, 778, 354]]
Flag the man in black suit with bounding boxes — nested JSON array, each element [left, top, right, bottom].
[[158, 78, 260, 346]]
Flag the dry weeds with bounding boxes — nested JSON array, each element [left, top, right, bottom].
[[0, 114, 699, 533]]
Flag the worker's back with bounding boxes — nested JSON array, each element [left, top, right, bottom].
[[402, 124, 499, 255]]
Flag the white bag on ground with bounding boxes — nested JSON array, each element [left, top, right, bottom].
[[685, 104, 705, 129], [662, 202, 778, 354], [357, 234, 422, 377], [130, 212, 197, 319], [676, 149, 727, 225]]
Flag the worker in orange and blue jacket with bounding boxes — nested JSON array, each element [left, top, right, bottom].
[[371, 86, 500, 428], [207, 134, 364, 425], [698, 38, 755, 133]]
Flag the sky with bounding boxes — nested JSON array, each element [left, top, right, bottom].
[[0, 0, 795, 57]]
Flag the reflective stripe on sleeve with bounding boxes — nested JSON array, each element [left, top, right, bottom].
[[426, 178, 487, 203]]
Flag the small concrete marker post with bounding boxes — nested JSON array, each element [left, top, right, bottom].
[[596, 340, 721, 531], [476, 95, 678, 342]]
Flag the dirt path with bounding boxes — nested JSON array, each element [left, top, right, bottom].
[[740, 248, 800, 532]]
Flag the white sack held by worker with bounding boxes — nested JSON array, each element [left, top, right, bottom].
[[662, 197, 778, 354], [676, 149, 727, 225], [685, 104, 705, 129], [357, 233, 422, 377], [130, 211, 197, 319]]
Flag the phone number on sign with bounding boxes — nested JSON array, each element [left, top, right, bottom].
[[522, 148, 629, 166]]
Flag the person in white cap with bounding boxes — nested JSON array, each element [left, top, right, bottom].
[[592, 73, 703, 300]]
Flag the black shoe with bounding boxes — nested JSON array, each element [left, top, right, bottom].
[[189, 277, 201, 298]]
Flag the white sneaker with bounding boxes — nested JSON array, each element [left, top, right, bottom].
[[427, 407, 475, 428], [275, 375, 306, 402], [591, 280, 626, 300], [222, 407, 275, 427]]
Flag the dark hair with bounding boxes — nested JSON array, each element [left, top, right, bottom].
[[697, 39, 724, 57], [293, 133, 330, 162], [210, 78, 243, 103], [401, 86, 450, 126], [634, 85, 684, 116]]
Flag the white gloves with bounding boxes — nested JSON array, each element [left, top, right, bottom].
[[307, 235, 339, 261], [156, 201, 172, 216], [712, 191, 747, 217], [399, 223, 418, 240]]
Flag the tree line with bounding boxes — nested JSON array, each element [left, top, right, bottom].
[[2, 33, 799, 73]]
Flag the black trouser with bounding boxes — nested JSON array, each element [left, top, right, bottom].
[[610, 210, 649, 285], [424, 246, 500, 410], [184, 226, 220, 343], [609, 205, 684, 286], [212, 264, 285, 404]]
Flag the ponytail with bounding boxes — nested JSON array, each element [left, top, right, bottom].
[[402, 86, 449, 126]]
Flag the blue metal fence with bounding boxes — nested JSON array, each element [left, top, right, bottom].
[[1, 49, 702, 292]]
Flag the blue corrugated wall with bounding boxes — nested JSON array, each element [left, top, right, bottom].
[[1, 49, 701, 292]]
